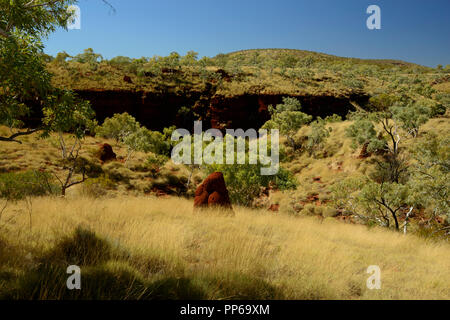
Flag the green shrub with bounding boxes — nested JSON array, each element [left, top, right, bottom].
[[391, 103, 431, 137], [306, 118, 331, 156], [345, 117, 385, 153], [325, 114, 342, 123], [300, 203, 317, 216], [262, 97, 312, 149], [75, 156, 103, 178], [205, 163, 297, 207], [96, 113, 172, 160], [79, 175, 116, 198], [273, 167, 298, 190], [0, 170, 59, 200], [95, 112, 140, 143], [103, 163, 133, 183]]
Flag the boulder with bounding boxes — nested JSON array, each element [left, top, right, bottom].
[[194, 172, 233, 211], [99, 143, 116, 162]]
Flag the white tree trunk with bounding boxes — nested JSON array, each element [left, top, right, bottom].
[[403, 207, 414, 235]]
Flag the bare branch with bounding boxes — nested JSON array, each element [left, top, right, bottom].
[[66, 169, 86, 188], [403, 206, 414, 235], [0, 128, 41, 144]]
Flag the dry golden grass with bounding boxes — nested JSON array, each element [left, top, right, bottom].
[[433, 81, 450, 93], [1, 195, 449, 299], [0, 125, 197, 197]]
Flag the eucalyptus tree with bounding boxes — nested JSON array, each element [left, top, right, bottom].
[[0, 0, 111, 143]]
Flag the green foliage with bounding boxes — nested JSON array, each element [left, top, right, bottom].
[[409, 133, 449, 219], [0, 170, 58, 200], [42, 90, 96, 138], [335, 127, 448, 232], [331, 176, 409, 229], [391, 103, 431, 137], [96, 113, 171, 159], [204, 162, 268, 206], [306, 118, 331, 156], [107, 55, 141, 74], [324, 114, 342, 123], [342, 75, 364, 90], [367, 94, 401, 112], [0, 0, 74, 38], [299, 203, 319, 216], [162, 51, 181, 68], [95, 112, 140, 142], [285, 68, 313, 81], [123, 127, 170, 156], [53, 51, 71, 65], [180, 51, 199, 66], [205, 146, 297, 206], [300, 55, 315, 67], [277, 52, 299, 68], [146, 154, 169, 170], [0, 0, 94, 142], [108, 56, 132, 68], [262, 97, 312, 147], [272, 167, 298, 190], [80, 174, 116, 198], [121, 127, 153, 154], [72, 48, 103, 66], [212, 53, 229, 68], [0, 35, 51, 129], [346, 118, 385, 153], [433, 93, 449, 116]]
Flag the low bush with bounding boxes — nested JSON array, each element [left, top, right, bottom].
[[205, 163, 297, 206], [79, 175, 116, 198], [0, 170, 59, 200]]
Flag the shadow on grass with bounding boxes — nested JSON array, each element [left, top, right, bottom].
[[2, 226, 283, 300], [41, 226, 112, 266]]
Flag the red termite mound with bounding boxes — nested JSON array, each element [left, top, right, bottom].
[[98, 143, 116, 162], [194, 172, 233, 211]]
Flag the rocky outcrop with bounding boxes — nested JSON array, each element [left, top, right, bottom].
[[74, 90, 206, 131], [194, 172, 233, 211], [70, 90, 369, 132]]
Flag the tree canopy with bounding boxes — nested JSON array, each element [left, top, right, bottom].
[[0, 0, 94, 143], [262, 97, 312, 148]]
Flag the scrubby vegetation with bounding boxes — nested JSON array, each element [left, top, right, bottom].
[[46, 47, 450, 100], [1, 0, 449, 301]]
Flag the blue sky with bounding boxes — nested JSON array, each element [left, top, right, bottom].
[[43, 0, 450, 67]]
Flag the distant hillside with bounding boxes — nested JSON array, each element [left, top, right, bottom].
[[219, 48, 427, 69], [48, 48, 438, 96], [43, 48, 449, 131]]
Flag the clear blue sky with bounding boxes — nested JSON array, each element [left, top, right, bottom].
[[43, 0, 450, 67]]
